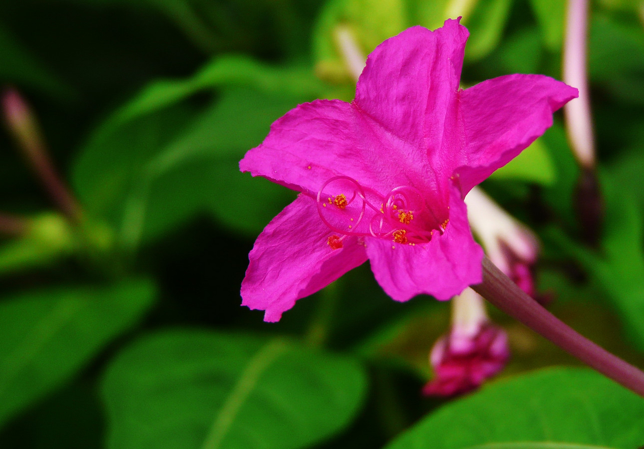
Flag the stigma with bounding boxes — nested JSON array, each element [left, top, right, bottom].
[[327, 235, 343, 250]]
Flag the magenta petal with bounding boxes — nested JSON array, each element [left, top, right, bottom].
[[366, 187, 483, 301], [241, 195, 367, 322], [240, 99, 384, 197], [355, 20, 467, 147], [423, 323, 510, 397], [353, 20, 468, 203], [456, 74, 579, 193]]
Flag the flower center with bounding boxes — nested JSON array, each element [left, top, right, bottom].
[[316, 175, 446, 248]]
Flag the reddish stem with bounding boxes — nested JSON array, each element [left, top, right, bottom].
[[472, 256, 644, 397], [2, 88, 82, 223]]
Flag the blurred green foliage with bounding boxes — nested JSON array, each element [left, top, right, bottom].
[[1, 0, 644, 448], [386, 368, 644, 448]]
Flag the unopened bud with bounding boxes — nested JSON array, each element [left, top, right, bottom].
[[423, 289, 510, 397], [466, 187, 540, 299], [2, 88, 44, 157]]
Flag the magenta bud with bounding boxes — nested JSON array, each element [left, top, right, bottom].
[[423, 322, 510, 397], [423, 289, 510, 397], [2, 88, 42, 157]]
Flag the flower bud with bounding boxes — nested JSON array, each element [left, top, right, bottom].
[[2, 88, 44, 158], [465, 187, 539, 299], [423, 288, 510, 397]]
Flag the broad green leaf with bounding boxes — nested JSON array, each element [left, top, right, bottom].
[[599, 0, 642, 11], [540, 122, 579, 225], [411, 0, 450, 31], [589, 15, 644, 104], [113, 56, 326, 124], [490, 138, 555, 185], [413, 0, 513, 62], [553, 172, 644, 351], [72, 104, 197, 232], [528, 0, 566, 51], [313, 0, 407, 83], [496, 27, 543, 75], [0, 279, 157, 428], [608, 145, 644, 214], [0, 25, 74, 99], [385, 368, 644, 449], [73, 80, 310, 247], [102, 330, 367, 449], [463, 0, 513, 62]]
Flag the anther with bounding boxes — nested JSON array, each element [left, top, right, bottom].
[[398, 210, 413, 224], [393, 229, 408, 244], [333, 194, 348, 209]]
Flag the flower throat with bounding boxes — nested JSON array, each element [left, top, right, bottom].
[[315, 176, 448, 249]]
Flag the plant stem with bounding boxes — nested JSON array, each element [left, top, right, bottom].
[[472, 256, 644, 397], [2, 89, 82, 224], [305, 281, 341, 348]]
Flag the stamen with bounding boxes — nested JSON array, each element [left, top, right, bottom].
[[398, 210, 414, 224], [393, 229, 408, 244], [333, 194, 348, 209]]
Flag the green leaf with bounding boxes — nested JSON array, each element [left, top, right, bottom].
[[385, 368, 644, 449], [73, 78, 310, 247], [540, 122, 579, 225], [528, 0, 566, 51], [589, 15, 644, 105], [72, 104, 198, 235], [490, 137, 555, 185], [0, 214, 77, 275], [464, 0, 514, 62], [496, 27, 543, 75], [0, 279, 157, 428], [113, 56, 326, 124], [553, 172, 644, 352], [313, 0, 407, 83], [0, 24, 74, 99], [102, 330, 367, 449], [412, 0, 513, 62]]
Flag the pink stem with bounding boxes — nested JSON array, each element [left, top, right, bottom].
[[472, 256, 644, 397], [2, 89, 82, 223]]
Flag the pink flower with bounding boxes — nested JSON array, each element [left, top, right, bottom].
[[423, 288, 510, 397], [240, 19, 578, 322]]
